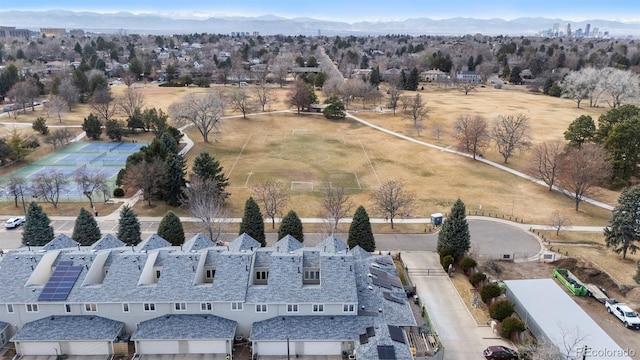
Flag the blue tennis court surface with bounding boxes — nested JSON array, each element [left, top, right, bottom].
[[0, 141, 146, 201]]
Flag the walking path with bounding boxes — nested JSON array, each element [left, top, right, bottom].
[[345, 112, 614, 211]]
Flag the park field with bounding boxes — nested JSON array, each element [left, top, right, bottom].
[[0, 82, 620, 226]]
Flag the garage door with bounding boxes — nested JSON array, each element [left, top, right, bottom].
[[19, 342, 60, 356], [137, 340, 180, 354], [188, 340, 226, 354], [256, 341, 291, 356], [67, 341, 110, 355], [303, 341, 342, 355]]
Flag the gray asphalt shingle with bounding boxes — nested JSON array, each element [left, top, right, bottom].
[[11, 315, 123, 341], [131, 314, 236, 340]]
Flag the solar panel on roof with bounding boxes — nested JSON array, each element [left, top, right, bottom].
[[369, 267, 386, 277], [373, 277, 392, 290], [388, 325, 406, 344], [359, 333, 369, 344], [366, 326, 375, 337], [388, 276, 403, 288], [38, 262, 83, 301], [375, 257, 394, 266], [383, 292, 405, 305], [377, 345, 396, 360]]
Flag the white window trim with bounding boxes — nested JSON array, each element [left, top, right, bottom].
[[174, 302, 187, 311], [143, 303, 156, 312], [6, 304, 14, 313], [343, 304, 355, 313], [231, 302, 244, 311], [312, 304, 324, 313], [84, 303, 98, 312], [255, 304, 267, 313], [286, 304, 299, 313], [201, 302, 212, 311], [122, 303, 130, 313], [26, 304, 39, 313], [64, 304, 72, 313]]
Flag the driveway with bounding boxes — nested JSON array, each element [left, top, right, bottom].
[[402, 251, 512, 360]]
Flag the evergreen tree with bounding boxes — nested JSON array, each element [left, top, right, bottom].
[[239, 197, 266, 247], [117, 205, 141, 245], [82, 113, 102, 140], [157, 211, 184, 246], [407, 67, 419, 91], [369, 66, 381, 87], [164, 154, 186, 206], [22, 201, 54, 246], [191, 151, 229, 201], [159, 132, 178, 154], [72, 208, 101, 245], [278, 210, 304, 242], [322, 95, 346, 119], [347, 205, 376, 252], [437, 199, 471, 259], [605, 185, 640, 259]]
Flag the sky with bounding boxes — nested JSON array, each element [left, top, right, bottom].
[[6, 0, 640, 22]]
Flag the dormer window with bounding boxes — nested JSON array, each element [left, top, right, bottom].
[[254, 270, 269, 285], [303, 269, 320, 284]]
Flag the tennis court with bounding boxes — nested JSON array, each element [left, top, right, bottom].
[[0, 141, 146, 201]]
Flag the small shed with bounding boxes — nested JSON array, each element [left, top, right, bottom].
[[430, 213, 443, 226]]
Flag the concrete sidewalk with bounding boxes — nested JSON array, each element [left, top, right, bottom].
[[402, 251, 512, 360]]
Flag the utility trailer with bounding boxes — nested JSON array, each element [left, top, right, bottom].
[[552, 269, 588, 296], [584, 283, 611, 303]]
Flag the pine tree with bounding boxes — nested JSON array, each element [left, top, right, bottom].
[[191, 151, 229, 201], [437, 199, 470, 259], [117, 205, 141, 245], [157, 211, 184, 246], [407, 67, 419, 91], [348, 205, 376, 252], [22, 201, 54, 246], [605, 185, 640, 259], [278, 210, 304, 242], [164, 154, 186, 206], [239, 197, 266, 247], [72, 208, 101, 245]]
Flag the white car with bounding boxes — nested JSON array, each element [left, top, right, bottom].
[[4, 217, 25, 229]]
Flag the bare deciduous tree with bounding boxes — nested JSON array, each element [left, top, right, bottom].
[[492, 113, 532, 163], [46, 128, 75, 150], [402, 93, 428, 135], [6, 175, 27, 213], [550, 211, 571, 236], [320, 185, 353, 234], [371, 179, 414, 229], [45, 95, 68, 123], [254, 83, 275, 112], [58, 79, 79, 111], [169, 92, 225, 143], [74, 167, 108, 210], [123, 159, 166, 207], [453, 114, 490, 160], [387, 85, 403, 116], [432, 123, 445, 139], [7, 78, 39, 114], [253, 178, 289, 229], [528, 140, 565, 191], [90, 86, 118, 122], [227, 89, 256, 119], [118, 87, 145, 120], [30, 169, 68, 208], [557, 143, 611, 211], [186, 177, 230, 244], [456, 81, 478, 95], [287, 79, 314, 114]]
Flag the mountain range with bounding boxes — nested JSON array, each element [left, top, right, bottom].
[[0, 10, 639, 37]]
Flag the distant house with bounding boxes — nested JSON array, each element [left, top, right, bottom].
[[456, 71, 483, 83], [520, 69, 533, 79], [421, 69, 448, 82]]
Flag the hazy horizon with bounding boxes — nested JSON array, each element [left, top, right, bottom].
[[4, 0, 640, 23]]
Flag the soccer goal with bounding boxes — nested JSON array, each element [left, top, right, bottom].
[[291, 181, 314, 192]]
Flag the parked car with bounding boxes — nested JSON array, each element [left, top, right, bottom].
[[4, 217, 25, 229], [484, 345, 518, 360], [605, 299, 640, 329]]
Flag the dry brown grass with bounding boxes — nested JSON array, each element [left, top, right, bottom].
[[0, 200, 119, 217], [450, 272, 491, 325]]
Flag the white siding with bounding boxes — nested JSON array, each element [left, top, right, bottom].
[[137, 340, 180, 354], [303, 341, 342, 355], [187, 340, 226, 354], [67, 341, 110, 355], [256, 341, 292, 356], [19, 342, 60, 356]]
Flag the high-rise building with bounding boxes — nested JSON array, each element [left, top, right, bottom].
[[585, 23, 591, 37], [552, 23, 559, 37], [40, 28, 66, 37], [565, 23, 571, 38], [0, 26, 31, 39]]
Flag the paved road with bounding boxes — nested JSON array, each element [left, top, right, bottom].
[[403, 251, 512, 360]]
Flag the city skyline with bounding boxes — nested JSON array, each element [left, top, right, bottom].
[[6, 0, 640, 23]]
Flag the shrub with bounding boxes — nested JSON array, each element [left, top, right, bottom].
[[468, 272, 487, 287], [489, 300, 515, 321], [500, 316, 525, 339], [460, 257, 477, 275], [32, 117, 49, 135], [113, 187, 125, 197], [480, 283, 503, 303], [440, 255, 454, 271]]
